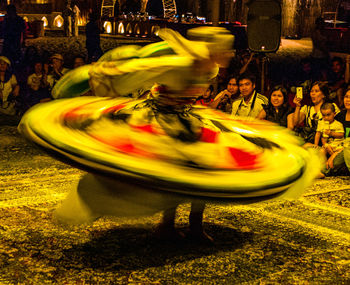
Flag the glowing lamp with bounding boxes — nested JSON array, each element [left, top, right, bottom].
[[126, 23, 132, 35], [103, 21, 112, 34], [54, 15, 63, 28], [118, 22, 125, 34], [41, 16, 48, 27], [134, 23, 140, 35], [151, 25, 160, 36]]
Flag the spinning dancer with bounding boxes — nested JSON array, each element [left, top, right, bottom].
[[19, 27, 321, 242]]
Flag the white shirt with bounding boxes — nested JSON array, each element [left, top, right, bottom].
[[0, 74, 17, 103], [27, 73, 43, 91], [231, 91, 268, 118], [317, 119, 344, 144]]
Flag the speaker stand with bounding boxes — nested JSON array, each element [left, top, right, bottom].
[[259, 53, 268, 95]]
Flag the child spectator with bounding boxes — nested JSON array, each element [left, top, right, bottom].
[[324, 88, 350, 176], [194, 85, 214, 107], [315, 102, 344, 156]]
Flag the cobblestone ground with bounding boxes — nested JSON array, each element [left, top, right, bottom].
[[0, 117, 349, 284]]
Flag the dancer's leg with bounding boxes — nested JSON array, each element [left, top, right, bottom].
[[189, 201, 213, 243], [154, 205, 185, 240]]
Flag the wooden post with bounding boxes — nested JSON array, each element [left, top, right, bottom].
[[212, 0, 220, 27]]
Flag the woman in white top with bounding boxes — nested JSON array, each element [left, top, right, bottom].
[[0, 56, 19, 115], [293, 81, 340, 146]]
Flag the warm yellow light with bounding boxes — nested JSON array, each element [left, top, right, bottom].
[[116, 23, 124, 34], [41, 16, 48, 27], [23, 16, 29, 22], [118, 23, 125, 34], [78, 16, 83, 25], [151, 25, 160, 36], [54, 15, 63, 28], [104, 21, 112, 34], [126, 23, 132, 35], [134, 24, 140, 35]]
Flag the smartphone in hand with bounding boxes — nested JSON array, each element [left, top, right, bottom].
[[296, 87, 303, 99]]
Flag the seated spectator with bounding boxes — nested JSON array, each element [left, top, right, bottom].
[[194, 85, 214, 107], [257, 85, 294, 129], [16, 45, 40, 87], [26, 59, 50, 106], [325, 88, 350, 176], [326, 56, 346, 107], [345, 54, 350, 88], [315, 102, 344, 156], [47, 53, 70, 91], [0, 56, 19, 115], [295, 57, 319, 84], [231, 72, 268, 118], [211, 75, 240, 113], [289, 80, 312, 108], [293, 81, 340, 146], [72, 55, 86, 69], [288, 57, 316, 108]]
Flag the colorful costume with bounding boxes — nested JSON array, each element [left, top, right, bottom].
[[19, 28, 321, 224]]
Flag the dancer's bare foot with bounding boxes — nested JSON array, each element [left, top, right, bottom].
[[316, 172, 325, 179], [153, 224, 185, 241], [189, 202, 213, 244], [187, 227, 214, 244], [154, 206, 184, 241]]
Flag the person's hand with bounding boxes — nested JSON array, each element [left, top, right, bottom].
[[217, 90, 231, 99], [293, 95, 302, 107], [346, 54, 350, 65], [43, 64, 49, 74], [324, 144, 334, 156], [324, 129, 331, 136]]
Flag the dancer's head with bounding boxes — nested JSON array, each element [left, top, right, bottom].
[[187, 26, 235, 67]]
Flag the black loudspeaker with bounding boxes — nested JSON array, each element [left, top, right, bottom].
[[247, 0, 282, 53]]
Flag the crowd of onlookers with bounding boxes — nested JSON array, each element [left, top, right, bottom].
[[0, 44, 349, 178], [193, 51, 350, 178], [0, 44, 349, 177], [0, 3, 101, 116], [0, 48, 87, 116]]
